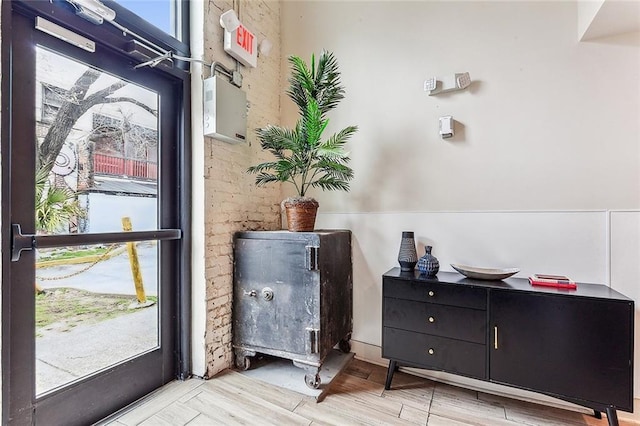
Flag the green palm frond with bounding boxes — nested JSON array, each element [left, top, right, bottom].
[[314, 51, 344, 114], [302, 100, 328, 147], [286, 51, 345, 117], [310, 176, 351, 192], [318, 125, 358, 156], [313, 160, 354, 180], [256, 125, 299, 151], [316, 147, 350, 161], [286, 56, 314, 115], [254, 172, 287, 187], [246, 161, 284, 174]]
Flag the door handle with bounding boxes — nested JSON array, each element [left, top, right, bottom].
[[11, 224, 36, 262], [10, 227, 181, 262]]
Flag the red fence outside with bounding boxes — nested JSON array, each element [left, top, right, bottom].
[[94, 154, 157, 180]]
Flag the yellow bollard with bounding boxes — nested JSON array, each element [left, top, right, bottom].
[[122, 217, 148, 305]]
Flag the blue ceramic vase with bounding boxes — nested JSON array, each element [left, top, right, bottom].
[[417, 245, 439, 277]]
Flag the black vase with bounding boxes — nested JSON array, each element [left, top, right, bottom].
[[417, 245, 440, 277], [397, 231, 418, 272]]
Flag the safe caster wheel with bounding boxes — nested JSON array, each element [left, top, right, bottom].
[[235, 355, 251, 371], [338, 338, 351, 353], [305, 373, 321, 389]]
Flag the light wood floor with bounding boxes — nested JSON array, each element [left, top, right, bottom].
[[102, 358, 634, 426]]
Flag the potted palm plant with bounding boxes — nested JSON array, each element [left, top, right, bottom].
[[248, 50, 357, 231]]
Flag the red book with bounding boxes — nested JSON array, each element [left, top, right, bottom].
[[529, 274, 577, 289]]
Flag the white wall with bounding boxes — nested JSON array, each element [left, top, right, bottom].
[[81, 193, 157, 233], [317, 211, 609, 343], [281, 1, 639, 213], [281, 0, 640, 418]]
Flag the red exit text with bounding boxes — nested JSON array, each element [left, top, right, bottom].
[[235, 25, 254, 54]]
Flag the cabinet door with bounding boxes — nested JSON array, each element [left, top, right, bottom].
[[490, 290, 633, 411]]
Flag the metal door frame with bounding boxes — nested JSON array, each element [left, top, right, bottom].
[[1, 1, 192, 423]]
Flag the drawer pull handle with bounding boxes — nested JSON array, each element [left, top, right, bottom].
[[428, 348, 435, 355], [494, 326, 498, 349], [428, 291, 435, 297], [428, 316, 435, 323]]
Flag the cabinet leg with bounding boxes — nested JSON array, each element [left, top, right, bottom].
[[384, 360, 397, 390], [593, 410, 601, 419], [605, 407, 618, 426]]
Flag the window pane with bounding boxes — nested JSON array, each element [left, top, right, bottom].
[[116, 0, 174, 36], [35, 46, 159, 234], [35, 242, 159, 395]]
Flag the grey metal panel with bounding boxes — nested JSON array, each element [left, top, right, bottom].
[[234, 230, 340, 243], [317, 231, 352, 360], [234, 237, 318, 356]]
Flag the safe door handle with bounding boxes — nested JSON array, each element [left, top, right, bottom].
[[243, 289, 274, 301]]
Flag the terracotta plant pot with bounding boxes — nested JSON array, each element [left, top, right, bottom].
[[283, 198, 319, 232]]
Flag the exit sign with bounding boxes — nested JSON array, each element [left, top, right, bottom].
[[224, 24, 257, 68]]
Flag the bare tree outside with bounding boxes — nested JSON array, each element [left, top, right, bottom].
[[36, 47, 158, 234], [38, 68, 158, 175]]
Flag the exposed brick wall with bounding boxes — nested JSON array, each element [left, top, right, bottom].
[[201, 0, 283, 377]]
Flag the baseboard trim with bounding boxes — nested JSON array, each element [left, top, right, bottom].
[[350, 339, 640, 424]]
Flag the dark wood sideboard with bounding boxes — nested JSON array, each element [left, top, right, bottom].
[[382, 268, 634, 426]]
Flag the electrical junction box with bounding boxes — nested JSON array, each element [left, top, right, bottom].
[[203, 75, 247, 143]]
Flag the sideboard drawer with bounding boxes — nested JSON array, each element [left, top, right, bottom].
[[384, 298, 486, 344], [383, 327, 486, 380], [384, 278, 486, 310]]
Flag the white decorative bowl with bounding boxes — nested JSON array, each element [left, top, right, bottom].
[[450, 264, 519, 280]]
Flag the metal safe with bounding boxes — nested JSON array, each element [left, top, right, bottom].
[[232, 230, 352, 388]]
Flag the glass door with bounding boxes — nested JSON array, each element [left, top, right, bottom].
[[33, 46, 169, 395], [3, 3, 186, 424]]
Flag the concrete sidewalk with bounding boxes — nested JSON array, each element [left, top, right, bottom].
[[36, 304, 158, 395]]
